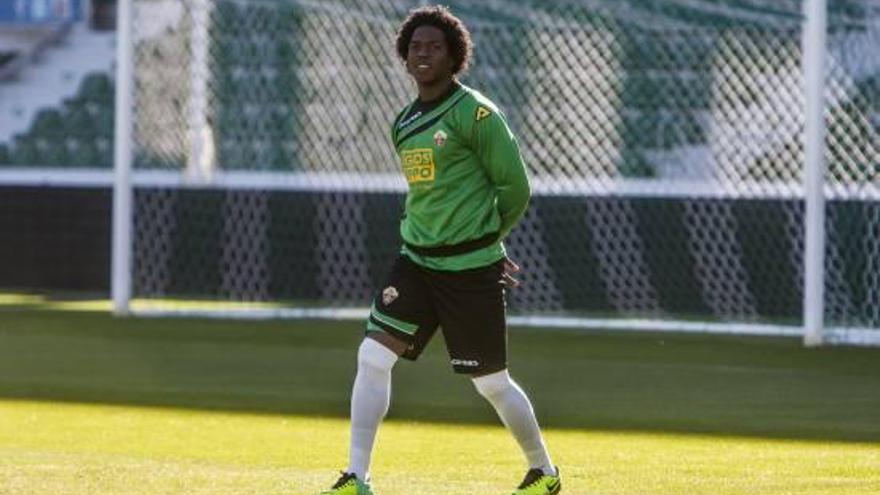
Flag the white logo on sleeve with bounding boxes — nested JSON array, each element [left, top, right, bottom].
[[382, 286, 399, 305]]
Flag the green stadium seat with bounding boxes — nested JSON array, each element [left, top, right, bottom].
[[279, 139, 298, 170], [79, 73, 113, 104], [0, 143, 11, 165], [212, 71, 238, 105], [95, 138, 113, 167], [217, 137, 247, 169], [30, 109, 65, 138], [11, 136, 39, 166], [266, 141, 290, 171], [277, 6, 306, 45], [36, 137, 69, 166], [213, 38, 246, 66], [217, 106, 252, 136], [618, 149, 656, 178], [621, 72, 712, 111], [228, 37, 259, 63], [64, 105, 97, 137], [211, 1, 240, 34], [93, 105, 114, 137], [68, 139, 101, 167], [621, 76, 664, 112], [274, 69, 299, 96], [621, 110, 707, 151], [622, 31, 714, 73], [830, 0, 867, 18], [270, 108, 296, 136]]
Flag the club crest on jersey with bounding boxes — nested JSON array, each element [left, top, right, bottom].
[[382, 286, 399, 305], [475, 106, 492, 122], [433, 129, 448, 147]]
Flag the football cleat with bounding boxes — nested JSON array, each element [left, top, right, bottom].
[[511, 467, 561, 495], [317, 472, 374, 495]]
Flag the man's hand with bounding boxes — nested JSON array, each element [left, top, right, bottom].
[[500, 257, 521, 288]]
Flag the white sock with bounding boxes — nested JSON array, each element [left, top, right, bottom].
[[473, 370, 555, 475], [347, 338, 398, 480]]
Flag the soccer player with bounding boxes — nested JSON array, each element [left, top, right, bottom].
[[318, 5, 560, 495]]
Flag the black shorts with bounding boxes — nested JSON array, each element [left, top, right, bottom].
[[366, 255, 507, 374]]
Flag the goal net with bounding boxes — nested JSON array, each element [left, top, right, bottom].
[[117, 0, 880, 345]]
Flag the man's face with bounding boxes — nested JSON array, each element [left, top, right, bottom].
[[406, 25, 454, 86]]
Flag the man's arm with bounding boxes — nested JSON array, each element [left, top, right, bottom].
[[471, 106, 531, 238]]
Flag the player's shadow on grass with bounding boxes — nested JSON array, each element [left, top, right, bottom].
[[1, 311, 879, 443]]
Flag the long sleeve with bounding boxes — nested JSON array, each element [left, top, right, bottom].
[[471, 108, 531, 238]]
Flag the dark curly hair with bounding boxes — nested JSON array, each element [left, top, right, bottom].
[[395, 5, 473, 75]]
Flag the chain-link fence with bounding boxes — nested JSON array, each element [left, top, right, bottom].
[[121, 0, 880, 343]]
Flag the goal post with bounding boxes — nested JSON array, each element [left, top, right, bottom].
[[801, 0, 828, 347], [112, 0, 880, 346], [112, 0, 135, 316]]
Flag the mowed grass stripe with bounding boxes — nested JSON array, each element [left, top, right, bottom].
[[0, 310, 878, 441], [0, 309, 879, 493], [1, 400, 878, 495]]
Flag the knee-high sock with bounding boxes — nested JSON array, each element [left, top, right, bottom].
[[473, 370, 554, 475], [347, 338, 398, 480]]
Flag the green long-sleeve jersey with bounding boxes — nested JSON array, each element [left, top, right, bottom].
[[391, 82, 530, 271]]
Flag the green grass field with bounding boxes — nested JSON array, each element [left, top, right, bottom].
[[1, 305, 879, 494]]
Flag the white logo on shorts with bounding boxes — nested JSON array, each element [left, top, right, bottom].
[[450, 358, 480, 367], [382, 286, 399, 305]]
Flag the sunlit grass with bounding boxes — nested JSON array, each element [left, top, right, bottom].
[[0, 290, 356, 315], [1, 400, 878, 495], [1, 305, 879, 494]]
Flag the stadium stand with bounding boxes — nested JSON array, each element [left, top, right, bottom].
[[3, 0, 868, 174], [0, 0, 113, 167], [0, 50, 18, 69], [0, 71, 113, 167]]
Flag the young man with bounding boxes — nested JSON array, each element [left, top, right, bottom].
[[318, 5, 560, 495]]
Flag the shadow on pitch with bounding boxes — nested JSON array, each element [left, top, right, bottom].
[[1, 309, 879, 444]]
